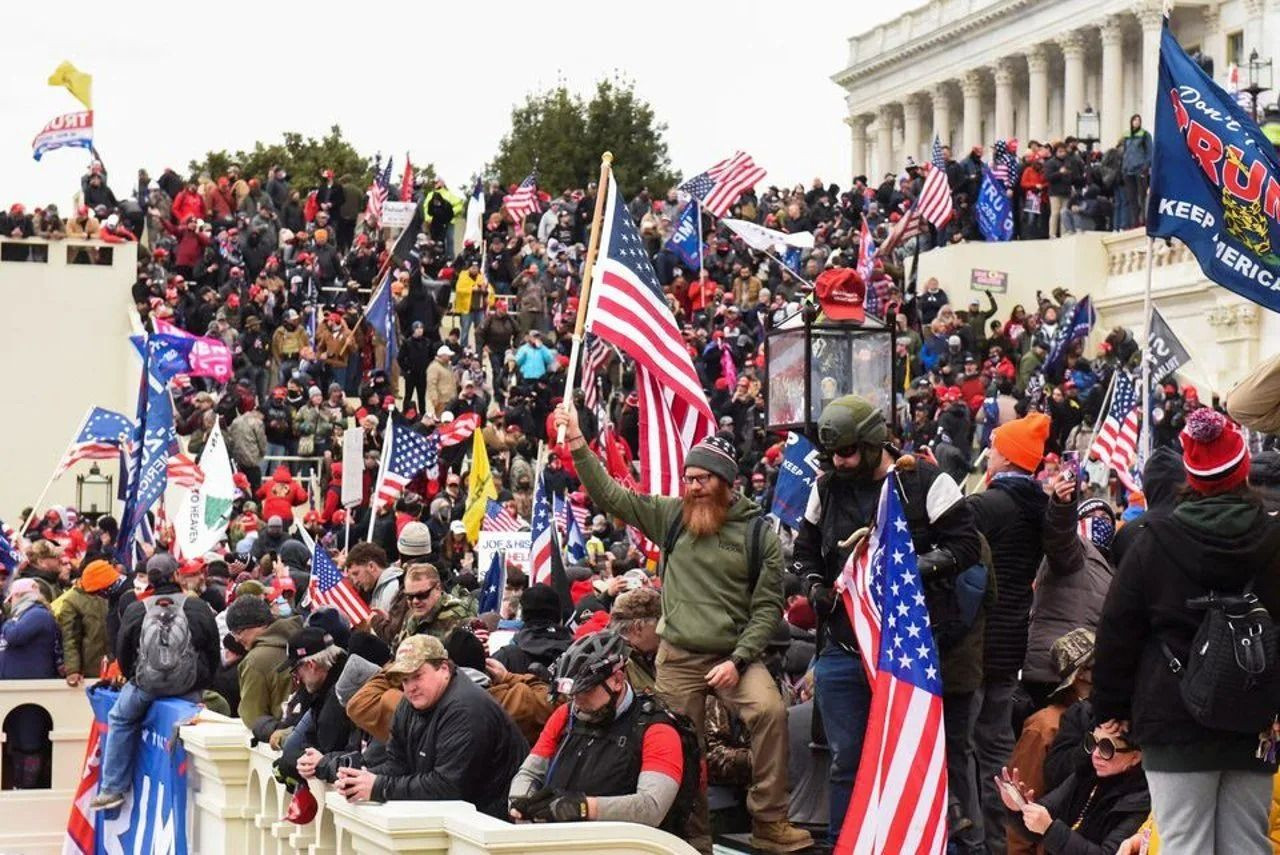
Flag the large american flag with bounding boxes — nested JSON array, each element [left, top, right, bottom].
[[679, 151, 767, 218], [503, 173, 540, 229], [580, 336, 613, 414], [876, 206, 925, 258], [587, 177, 715, 496], [482, 499, 523, 533], [992, 139, 1019, 190], [839, 472, 947, 854], [425, 412, 481, 478], [310, 544, 372, 626], [371, 419, 433, 514], [1088, 371, 1142, 491], [55, 406, 135, 477], [529, 470, 555, 585], [166, 453, 205, 489], [916, 136, 953, 228], [365, 156, 394, 227]]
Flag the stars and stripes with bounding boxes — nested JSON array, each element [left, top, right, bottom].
[[310, 544, 372, 626], [992, 139, 1019, 190], [916, 136, 954, 228], [556, 494, 588, 563], [166, 453, 205, 490], [580, 336, 612, 414], [503, 173, 540, 228], [365, 155, 394, 227], [1089, 371, 1142, 492], [555, 492, 590, 535], [679, 151, 767, 218], [876, 205, 925, 258], [482, 499, 523, 533], [529, 470, 556, 585], [371, 419, 433, 514], [838, 471, 947, 854], [587, 176, 715, 496], [55, 406, 134, 477]]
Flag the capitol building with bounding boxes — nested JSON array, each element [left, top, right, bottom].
[[833, 0, 1280, 404]]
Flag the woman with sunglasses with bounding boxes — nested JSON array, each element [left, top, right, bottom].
[[998, 722, 1149, 854]]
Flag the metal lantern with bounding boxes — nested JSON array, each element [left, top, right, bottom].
[[75, 462, 114, 522], [765, 301, 896, 435], [1075, 106, 1101, 150], [1245, 50, 1274, 120]]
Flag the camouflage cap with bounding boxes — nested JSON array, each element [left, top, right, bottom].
[[385, 634, 448, 675], [1050, 628, 1096, 698]]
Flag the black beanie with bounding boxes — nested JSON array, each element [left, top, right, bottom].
[[445, 629, 487, 671], [347, 631, 392, 667], [521, 584, 561, 626]]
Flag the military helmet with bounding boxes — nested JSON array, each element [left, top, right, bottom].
[[816, 395, 887, 452]]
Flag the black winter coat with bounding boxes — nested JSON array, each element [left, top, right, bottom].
[[1094, 495, 1280, 771], [1010, 766, 1149, 855], [370, 667, 527, 816], [115, 583, 220, 692], [967, 473, 1048, 680], [493, 624, 573, 678]]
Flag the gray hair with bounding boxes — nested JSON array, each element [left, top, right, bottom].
[[301, 645, 345, 672]]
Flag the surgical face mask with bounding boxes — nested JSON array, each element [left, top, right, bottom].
[[134, 576, 148, 595], [274, 597, 293, 617]]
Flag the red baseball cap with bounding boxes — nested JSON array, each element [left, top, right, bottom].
[[814, 268, 866, 323]]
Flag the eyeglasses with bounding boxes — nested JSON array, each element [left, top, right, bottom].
[[1083, 733, 1138, 760], [404, 586, 438, 603], [682, 473, 714, 487]]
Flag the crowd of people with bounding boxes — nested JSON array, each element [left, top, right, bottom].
[[2, 147, 1280, 855]]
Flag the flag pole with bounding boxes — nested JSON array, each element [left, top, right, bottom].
[[696, 199, 704, 275], [1139, 237, 1155, 461], [556, 151, 614, 445], [19, 407, 93, 538], [366, 421, 393, 541]]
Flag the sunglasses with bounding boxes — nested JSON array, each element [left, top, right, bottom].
[[404, 586, 437, 603], [1083, 733, 1137, 760]]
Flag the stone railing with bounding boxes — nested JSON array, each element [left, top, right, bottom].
[[0, 235, 137, 274], [180, 717, 700, 855]]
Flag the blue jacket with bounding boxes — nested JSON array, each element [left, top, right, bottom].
[[0, 604, 61, 679]]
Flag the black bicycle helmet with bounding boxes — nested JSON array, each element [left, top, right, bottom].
[[552, 630, 631, 697]]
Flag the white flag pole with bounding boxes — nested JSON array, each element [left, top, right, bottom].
[[366, 421, 394, 541], [1139, 237, 1155, 462], [19, 407, 93, 538]]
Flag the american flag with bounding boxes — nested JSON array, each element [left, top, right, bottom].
[[371, 419, 433, 514], [556, 494, 589, 562], [529, 470, 556, 585], [310, 544, 372, 626], [482, 499, 523, 533], [679, 151, 767, 218], [876, 205, 925, 258], [916, 136, 954, 228], [992, 139, 1019, 190], [587, 176, 715, 496], [555, 492, 590, 535], [365, 156, 394, 227], [838, 472, 947, 854], [55, 406, 135, 478], [580, 336, 612, 413], [1088, 371, 1142, 491], [166, 453, 205, 489], [503, 173, 540, 229]]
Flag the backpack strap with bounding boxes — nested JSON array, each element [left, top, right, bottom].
[[660, 506, 767, 595], [659, 507, 684, 581]]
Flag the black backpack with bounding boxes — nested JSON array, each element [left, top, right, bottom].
[[660, 507, 768, 592], [632, 693, 704, 837], [1163, 585, 1280, 734]]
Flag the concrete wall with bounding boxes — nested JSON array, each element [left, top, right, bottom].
[[0, 238, 137, 521]]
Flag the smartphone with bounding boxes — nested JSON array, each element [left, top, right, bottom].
[[995, 776, 1027, 809], [1062, 451, 1081, 485]]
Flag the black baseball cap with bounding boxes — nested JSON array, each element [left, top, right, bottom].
[[278, 627, 333, 673]]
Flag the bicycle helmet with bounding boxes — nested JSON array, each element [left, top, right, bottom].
[[552, 630, 630, 697]]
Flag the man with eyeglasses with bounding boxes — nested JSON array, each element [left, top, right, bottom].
[[553, 404, 812, 854], [794, 394, 982, 848]]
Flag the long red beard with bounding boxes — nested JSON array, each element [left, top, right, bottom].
[[681, 480, 731, 537]]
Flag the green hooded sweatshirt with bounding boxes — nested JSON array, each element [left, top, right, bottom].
[[237, 615, 302, 725], [571, 445, 783, 663]]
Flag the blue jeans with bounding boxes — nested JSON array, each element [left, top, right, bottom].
[[813, 645, 871, 841], [100, 683, 200, 795], [459, 310, 483, 350]]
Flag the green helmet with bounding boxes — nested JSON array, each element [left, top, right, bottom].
[[816, 395, 887, 452]]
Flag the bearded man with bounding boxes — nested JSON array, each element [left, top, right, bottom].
[[554, 404, 811, 854]]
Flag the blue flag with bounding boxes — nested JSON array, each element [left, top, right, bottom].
[[665, 202, 702, 271], [564, 502, 587, 563], [770, 432, 823, 529], [976, 166, 1014, 242], [0, 520, 21, 572], [1148, 22, 1280, 312], [365, 274, 398, 372], [117, 338, 179, 567], [1044, 295, 1096, 376], [478, 550, 505, 615]]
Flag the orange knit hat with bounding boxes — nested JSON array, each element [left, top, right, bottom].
[[992, 412, 1051, 472], [80, 559, 121, 594]]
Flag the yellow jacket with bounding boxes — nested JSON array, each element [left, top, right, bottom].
[[452, 271, 491, 314]]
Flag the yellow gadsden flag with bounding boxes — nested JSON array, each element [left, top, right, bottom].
[[48, 61, 92, 110], [461, 427, 497, 543]]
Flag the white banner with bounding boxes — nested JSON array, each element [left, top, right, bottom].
[[721, 217, 814, 252], [168, 422, 236, 559], [341, 428, 364, 508], [476, 530, 531, 581], [380, 201, 416, 229]]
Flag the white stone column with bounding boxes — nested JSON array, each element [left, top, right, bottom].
[[1059, 31, 1087, 139], [876, 103, 894, 179], [903, 94, 924, 163], [932, 83, 953, 150], [961, 70, 984, 150], [1202, 6, 1226, 85], [994, 57, 1016, 140], [1101, 16, 1125, 146], [1138, 4, 1164, 130], [1026, 45, 1049, 142], [847, 114, 870, 179], [1243, 0, 1266, 65]]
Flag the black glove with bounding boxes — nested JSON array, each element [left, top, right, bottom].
[[804, 573, 835, 614], [510, 787, 557, 820], [916, 547, 958, 581], [546, 791, 589, 822]]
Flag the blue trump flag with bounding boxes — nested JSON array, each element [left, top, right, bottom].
[[88, 687, 200, 854], [117, 337, 182, 566], [665, 202, 702, 271], [1149, 21, 1280, 311], [770, 432, 823, 529], [365, 274, 398, 372], [976, 166, 1014, 242], [1045, 295, 1096, 376], [478, 550, 505, 615]]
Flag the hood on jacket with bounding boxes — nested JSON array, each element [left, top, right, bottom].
[[279, 540, 311, 573], [254, 615, 303, 650], [1170, 494, 1277, 589], [459, 666, 492, 689], [513, 623, 573, 659], [1142, 446, 1186, 514], [990, 472, 1051, 514], [334, 654, 381, 706]]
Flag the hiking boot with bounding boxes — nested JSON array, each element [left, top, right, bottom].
[[749, 818, 814, 853], [90, 791, 125, 811]]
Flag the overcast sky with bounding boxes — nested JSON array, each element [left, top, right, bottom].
[[3, 1, 920, 206]]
